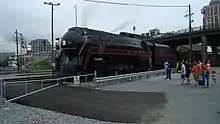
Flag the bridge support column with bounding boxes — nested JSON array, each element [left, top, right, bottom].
[[211, 45, 218, 66], [201, 36, 207, 62]]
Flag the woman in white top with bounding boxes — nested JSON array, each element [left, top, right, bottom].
[[180, 62, 186, 85]]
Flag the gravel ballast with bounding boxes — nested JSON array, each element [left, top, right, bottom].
[[0, 102, 126, 124]]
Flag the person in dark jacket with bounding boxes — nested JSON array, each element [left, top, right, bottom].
[[165, 61, 171, 80], [185, 60, 191, 84]]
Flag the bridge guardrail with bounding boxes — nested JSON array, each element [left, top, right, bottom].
[[92, 68, 175, 88]]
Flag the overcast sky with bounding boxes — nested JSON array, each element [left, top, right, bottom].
[[0, 0, 210, 52]]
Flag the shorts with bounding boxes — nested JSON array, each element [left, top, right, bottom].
[[212, 77, 216, 81], [185, 73, 190, 78], [181, 74, 185, 79]]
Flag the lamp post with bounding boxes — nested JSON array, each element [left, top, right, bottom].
[[44, 1, 60, 74], [74, 4, 78, 27]]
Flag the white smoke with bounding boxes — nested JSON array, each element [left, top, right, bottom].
[[112, 20, 133, 32], [81, 4, 93, 27]]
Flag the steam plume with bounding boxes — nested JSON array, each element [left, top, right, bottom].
[[112, 20, 133, 32], [81, 4, 93, 27]]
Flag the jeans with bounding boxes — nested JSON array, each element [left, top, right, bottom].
[[193, 74, 199, 84], [166, 70, 171, 80], [205, 73, 210, 87], [201, 73, 205, 81]]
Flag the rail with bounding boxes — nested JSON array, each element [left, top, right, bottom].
[[92, 68, 175, 88], [1, 74, 55, 81], [151, 24, 220, 39]]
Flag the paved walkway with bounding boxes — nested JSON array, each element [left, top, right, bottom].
[[101, 68, 220, 124]]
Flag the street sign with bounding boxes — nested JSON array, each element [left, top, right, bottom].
[[74, 76, 80, 84], [52, 62, 55, 67]]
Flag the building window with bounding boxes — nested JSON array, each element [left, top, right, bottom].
[[215, 17, 219, 27], [214, 5, 218, 15], [211, 16, 214, 28], [207, 8, 210, 15], [210, 6, 213, 16]]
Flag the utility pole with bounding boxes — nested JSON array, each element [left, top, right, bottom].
[[31, 42, 34, 70], [24, 40, 26, 70], [19, 34, 23, 72], [185, 4, 194, 63], [74, 4, 78, 27], [44, 2, 60, 74], [15, 29, 20, 74]]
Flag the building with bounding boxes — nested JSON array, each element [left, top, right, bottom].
[[28, 39, 52, 54], [149, 28, 161, 37], [202, 0, 220, 29], [8, 56, 17, 68]]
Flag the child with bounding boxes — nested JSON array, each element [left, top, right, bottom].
[[211, 70, 217, 86]]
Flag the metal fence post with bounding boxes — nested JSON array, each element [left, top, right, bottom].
[[3, 81, 6, 101], [93, 71, 97, 83], [25, 81, 28, 94], [2, 81, 8, 109], [0, 79, 2, 100], [57, 78, 59, 84], [85, 75, 87, 83], [63, 78, 65, 84], [41, 80, 44, 89]]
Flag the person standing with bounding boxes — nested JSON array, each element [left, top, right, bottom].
[[204, 60, 211, 88], [165, 61, 171, 80], [180, 61, 186, 85], [164, 60, 168, 79], [201, 62, 206, 83], [192, 61, 201, 87], [185, 60, 191, 84]]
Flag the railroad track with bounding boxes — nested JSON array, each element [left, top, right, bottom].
[[2, 75, 57, 83], [1, 68, 166, 86], [1, 74, 95, 86]]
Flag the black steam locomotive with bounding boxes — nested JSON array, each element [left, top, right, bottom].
[[55, 27, 176, 77]]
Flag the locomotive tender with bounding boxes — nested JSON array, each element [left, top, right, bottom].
[[55, 27, 176, 77]]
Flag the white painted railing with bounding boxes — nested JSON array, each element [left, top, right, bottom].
[[0, 72, 96, 108]]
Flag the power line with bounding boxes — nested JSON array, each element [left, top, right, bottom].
[[84, 0, 188, 8]]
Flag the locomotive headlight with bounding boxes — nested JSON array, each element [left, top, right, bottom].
[[62, 40, 66, 46]]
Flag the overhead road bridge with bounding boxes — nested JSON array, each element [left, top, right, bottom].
[[146, 25, 220, 65]]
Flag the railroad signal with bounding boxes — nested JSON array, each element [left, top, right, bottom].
[[133, 26, 136, 34]]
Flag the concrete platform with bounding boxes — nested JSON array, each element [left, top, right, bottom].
[[101, 68, 220, 124]]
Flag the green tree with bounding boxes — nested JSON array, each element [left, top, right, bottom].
[[2, 58, 9, 67], [33, 60, 52, 70]]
